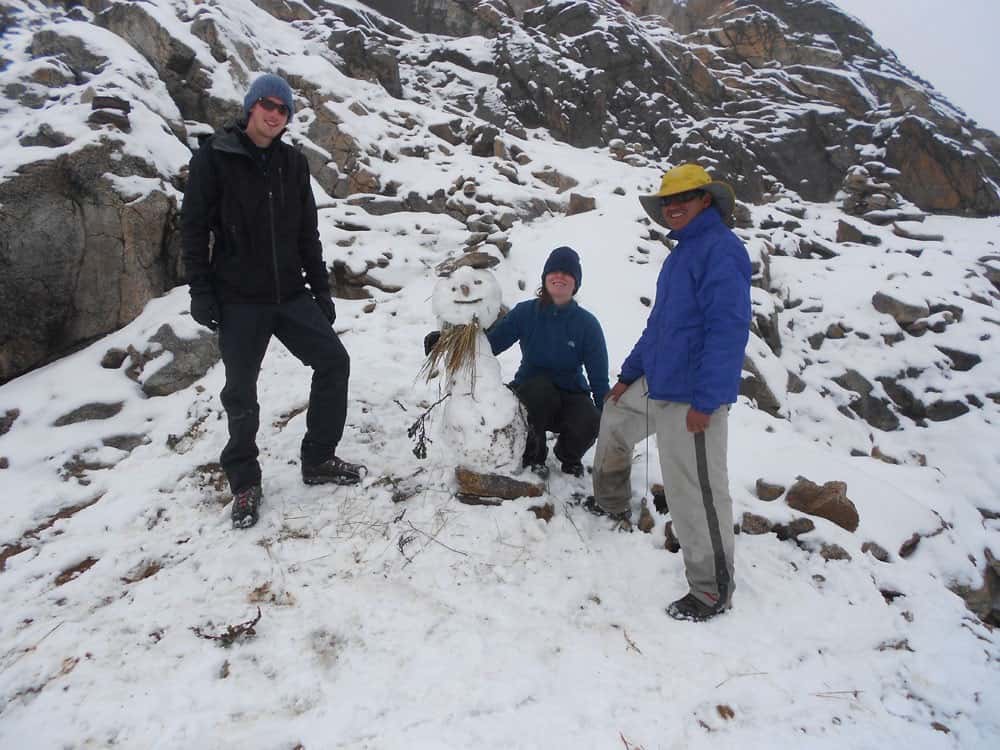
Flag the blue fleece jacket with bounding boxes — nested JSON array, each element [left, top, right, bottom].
[[488, 298, 610, 409], [619, 207, 751, 413]]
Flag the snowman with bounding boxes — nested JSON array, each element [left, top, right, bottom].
[[423, 265, 526, 473]]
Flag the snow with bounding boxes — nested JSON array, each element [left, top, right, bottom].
[[0, 1, 998, 748]]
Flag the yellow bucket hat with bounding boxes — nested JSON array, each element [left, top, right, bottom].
[[638, 163, 736, 228]]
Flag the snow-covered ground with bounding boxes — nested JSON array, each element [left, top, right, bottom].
[[1, 1, 999, 748]]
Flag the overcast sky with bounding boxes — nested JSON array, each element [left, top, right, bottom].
[[832, 0, 1000, 135]]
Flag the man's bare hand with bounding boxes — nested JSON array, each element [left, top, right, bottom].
[[606, 381, 629, 404], [686, 407, 711, 433]]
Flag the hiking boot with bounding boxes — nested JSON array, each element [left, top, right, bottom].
[[231, 485, 262, 529], [560, 460, 585, 478], [302, 455, 366, 486], [666, 593, 730, 622], [582, 496, 633, 532]]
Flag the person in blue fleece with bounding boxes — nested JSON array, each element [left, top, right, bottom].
[[591, 164, 751, 623], [486, 247, 610, 478]]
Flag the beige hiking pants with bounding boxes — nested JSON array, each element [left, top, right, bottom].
[[592, 377, 735, 607]]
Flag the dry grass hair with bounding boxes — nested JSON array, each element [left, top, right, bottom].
[[420, 319, 482, 388]]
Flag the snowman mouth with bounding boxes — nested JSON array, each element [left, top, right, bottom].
[[453, 299, 483, 304]]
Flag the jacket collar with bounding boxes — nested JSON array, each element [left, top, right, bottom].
[[212, 121, 284, 158], [667, 204, 724, 242]]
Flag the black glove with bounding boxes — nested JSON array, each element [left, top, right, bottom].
[[190, 293, 219, 331], [423, 330, 441, 356], [315, 294, 336, 325]]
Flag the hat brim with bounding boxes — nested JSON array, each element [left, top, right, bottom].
[[639, 182, 735, 228]]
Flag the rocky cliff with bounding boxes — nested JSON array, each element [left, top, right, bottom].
[[0, 0, 998, 383]]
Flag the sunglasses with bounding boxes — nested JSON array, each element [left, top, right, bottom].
[[660, 189, 705, 207], [256, 98, 289, 117]]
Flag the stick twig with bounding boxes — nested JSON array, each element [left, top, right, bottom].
[[623, 629, 642, 654], [715, 671, 768, 688], [1, 621, 64, 671], [407, 520, 468, 556]]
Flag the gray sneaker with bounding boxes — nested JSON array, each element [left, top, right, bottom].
[[666, 593, 730, 622]]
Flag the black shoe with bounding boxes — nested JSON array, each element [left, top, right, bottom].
[[302, 455, 366, 486], [560, 460, 584, 478], [582, 496, 632, 532], [666, 593, 730, 622], [231, 485, 262, 529]]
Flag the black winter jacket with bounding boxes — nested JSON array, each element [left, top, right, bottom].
[[180, 123, 329, 303]]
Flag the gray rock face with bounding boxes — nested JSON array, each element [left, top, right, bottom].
[[3, 0, 999, 387], [0, 145, 182, 383]]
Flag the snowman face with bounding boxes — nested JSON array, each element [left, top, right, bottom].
[[432, 266, 503, 327]]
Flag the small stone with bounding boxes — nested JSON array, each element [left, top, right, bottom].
[[773, 517, 815, 541], [898, 533, 921, 558], [663, 521, 680, 553], [53, 401, 124, 426], [755, 478, 785, 501], [820, 543, 852, 561], [741, 512, 772, 535], [637, 501, 655, 533], [528, 503, 554, 522], [861, 541, 890, 562], [100, 347, 128, 369]]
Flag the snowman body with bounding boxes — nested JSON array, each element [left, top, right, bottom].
[[430, 266, 526, 472]]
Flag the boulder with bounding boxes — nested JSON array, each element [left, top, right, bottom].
[[871, 291, 929, 327], [884, 117, 1000, 215], [786, 478, 859, 532], [0, 145, 182, 383]]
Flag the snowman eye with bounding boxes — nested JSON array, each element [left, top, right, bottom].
[[474, 280, 482, 285]]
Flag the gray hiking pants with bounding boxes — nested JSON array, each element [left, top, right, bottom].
[[592, 377, 735, 607]]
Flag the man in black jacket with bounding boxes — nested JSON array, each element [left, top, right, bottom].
[[181, 73, 364, 529]]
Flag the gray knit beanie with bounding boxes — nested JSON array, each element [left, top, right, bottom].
[[243, 74, 294, 118]]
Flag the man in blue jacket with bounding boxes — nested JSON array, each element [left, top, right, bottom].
[[591, 164, 751, 622]]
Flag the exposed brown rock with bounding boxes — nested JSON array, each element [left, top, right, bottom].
[[862, 541, 890, 562], [528, 502, 554, 522], [0, 409, 19, 437], [786, 478, 859, 532], [663, 520, 680, 553], [755, 478, 785, 501], [637, 501, 655, 533], [455, 466, 543, 500], [435, 252, 501, 277], [566, 193, 596, 215], [741, 512, 772, 535], [773, 517, 815, 541], [820, 543, 852, 561]]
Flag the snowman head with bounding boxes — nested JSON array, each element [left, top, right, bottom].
[[432, 266, 502, 327]]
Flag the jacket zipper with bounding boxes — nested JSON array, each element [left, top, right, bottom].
[[264, 161, 280, 304]]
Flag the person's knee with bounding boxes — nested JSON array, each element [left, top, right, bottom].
[[314, 340, 350, 377]]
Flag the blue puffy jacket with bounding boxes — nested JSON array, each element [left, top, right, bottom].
[[488, 299, 610, 409], [619, 207, 751, 413]]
